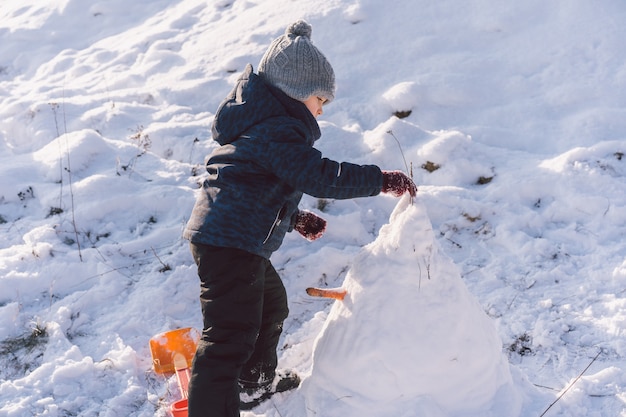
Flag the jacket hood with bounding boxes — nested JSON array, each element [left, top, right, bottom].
[[211, 64, 320, 145]]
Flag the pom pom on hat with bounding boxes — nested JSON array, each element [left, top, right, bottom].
[[258, 20, 335, 103], [286, 20, 312, 39]]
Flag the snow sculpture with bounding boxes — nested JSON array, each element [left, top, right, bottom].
[[303, 196, 522, 417]]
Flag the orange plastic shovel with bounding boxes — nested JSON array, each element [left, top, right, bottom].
[[149, 327, 200, 417]]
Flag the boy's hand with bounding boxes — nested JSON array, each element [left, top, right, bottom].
[[294, 210, 326, 241], [381, 170, 417, 197]]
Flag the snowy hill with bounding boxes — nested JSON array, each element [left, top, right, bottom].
[[1, 1, 625, 416]]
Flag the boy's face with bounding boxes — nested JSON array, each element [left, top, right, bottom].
[[301, 96, 328, 118]]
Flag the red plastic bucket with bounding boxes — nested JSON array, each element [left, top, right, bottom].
[[170, 399, 188, 417]]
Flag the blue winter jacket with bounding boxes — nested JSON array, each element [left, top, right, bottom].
[[184, 64, 383, 259]]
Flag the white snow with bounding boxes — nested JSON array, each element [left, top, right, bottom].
[[1, 1, 625, 416], [302, 196, 524, 417]]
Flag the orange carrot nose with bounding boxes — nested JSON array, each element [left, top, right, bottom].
[[306, 287, 347, 301]]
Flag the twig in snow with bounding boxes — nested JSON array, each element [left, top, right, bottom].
[[414, 245, 422, 290], [50, 100, 83, 261], [151, 247, 171, 272], [603, 198, 610, 216], [386, 130, 411, 176], [50, 103, 64, 210], [538, 348, 603, 417], [386, 130, 415, 204]]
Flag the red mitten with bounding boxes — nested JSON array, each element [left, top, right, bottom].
[[381, 170, 417, 197], [294, 210, 327, 241]]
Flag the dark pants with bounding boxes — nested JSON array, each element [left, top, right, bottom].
[[187, 243, 289, 417]]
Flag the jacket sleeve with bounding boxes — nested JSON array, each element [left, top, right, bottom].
[[261, 140, 383, 200]]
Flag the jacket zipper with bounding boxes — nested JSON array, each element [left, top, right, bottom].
[[262, 205, 287, 244]]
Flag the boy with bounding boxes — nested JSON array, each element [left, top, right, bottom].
[[183, 20, 416, 417]]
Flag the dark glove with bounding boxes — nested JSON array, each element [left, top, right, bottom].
[[381, 170, 417, 197], [294, 210, 327, 241]]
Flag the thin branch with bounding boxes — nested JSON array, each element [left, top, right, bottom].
[[63, 118, 83, 261], [386, 129, 415, 204], [151, 247, 171, 272], [51, 98, 83, 261], [50, 103, 64, 209], [386, 130, 411, 176], [539, 349, 603, 417]]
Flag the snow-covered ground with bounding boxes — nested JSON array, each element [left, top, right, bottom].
[[1, 1, 625, 416]]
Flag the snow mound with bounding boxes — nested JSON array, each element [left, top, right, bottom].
[[303, 196, 522, 417], [382, 81, 419, 114]]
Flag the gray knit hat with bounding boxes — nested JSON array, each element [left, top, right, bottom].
[[258, 20, 335, 103]]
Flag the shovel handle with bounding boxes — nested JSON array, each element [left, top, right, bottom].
[[174, 353, 191, 398], [175, 367, 191, 398]]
